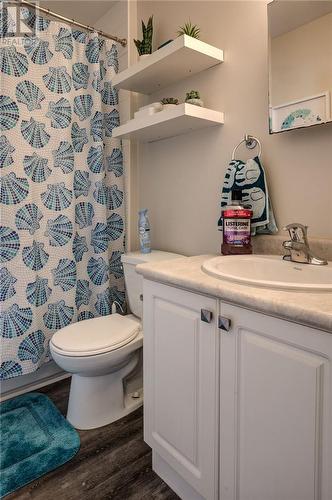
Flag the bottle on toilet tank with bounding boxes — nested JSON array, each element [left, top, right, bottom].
[[138, 209, 151, 254]]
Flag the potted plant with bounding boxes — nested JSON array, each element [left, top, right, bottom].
[[134, 16, 153, 60], [177, 21, 200, 39], [161, 97, 179, 110], [185, 90, 204, 107]]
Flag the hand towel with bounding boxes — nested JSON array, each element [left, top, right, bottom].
[[219, 156, 278, 235]]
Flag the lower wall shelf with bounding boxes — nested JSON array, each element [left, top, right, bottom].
[[112, 103, 224, 142]]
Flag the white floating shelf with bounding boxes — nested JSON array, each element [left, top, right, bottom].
[[112, 103, 224, 142], [113, 35, 223, 94]]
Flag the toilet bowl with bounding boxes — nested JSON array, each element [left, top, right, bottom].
[[50, 314, 143, 430], [49, 250, 183, 430]]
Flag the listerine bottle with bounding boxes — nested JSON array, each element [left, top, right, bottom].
[[221, 189, 253, 255]]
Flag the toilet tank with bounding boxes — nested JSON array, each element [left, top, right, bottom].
[[121, 250, 184, 319]]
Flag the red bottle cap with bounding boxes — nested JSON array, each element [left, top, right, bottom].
[[223, 209, 252, 218]]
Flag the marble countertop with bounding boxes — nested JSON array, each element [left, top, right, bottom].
[[136, 255, 332, 333]]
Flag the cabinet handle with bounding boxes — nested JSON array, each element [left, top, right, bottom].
[[201, 309, 213, 323], [139, 294, 143, 301], [218, 315, 231, 332]]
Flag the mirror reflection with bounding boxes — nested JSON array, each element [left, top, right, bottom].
[[268, 0, 332, 133]]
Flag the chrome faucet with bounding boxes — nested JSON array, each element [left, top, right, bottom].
[[282, 223, 327, 265]]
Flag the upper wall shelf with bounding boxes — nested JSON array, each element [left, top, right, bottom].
[[112, 35, 224, 95]]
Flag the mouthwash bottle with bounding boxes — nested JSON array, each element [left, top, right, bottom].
[[138, 209, 151, 254], [221, 189, 252, 255]]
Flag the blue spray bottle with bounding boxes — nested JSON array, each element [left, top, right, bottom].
[[138, 209, 151, 254]]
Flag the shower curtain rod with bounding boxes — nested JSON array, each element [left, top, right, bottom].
[[8, 0, 128, 46]]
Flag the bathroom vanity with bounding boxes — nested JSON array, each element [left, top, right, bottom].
[[137, 255, 332, 500]]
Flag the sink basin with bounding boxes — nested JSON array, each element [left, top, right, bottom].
[[202, 255, 332, 292]]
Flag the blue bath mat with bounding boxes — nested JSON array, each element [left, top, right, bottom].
[[0, 392, 80, 497]]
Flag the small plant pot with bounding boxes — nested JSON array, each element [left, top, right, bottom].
[[139, 54, 151, 61], [186, 98, 204, 107], [162, 104, 178, 110]]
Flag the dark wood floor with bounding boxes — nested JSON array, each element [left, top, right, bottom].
[[7, 379, 179, 500]]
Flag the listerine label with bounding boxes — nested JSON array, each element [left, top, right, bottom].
[[223, 218, 251, 246]]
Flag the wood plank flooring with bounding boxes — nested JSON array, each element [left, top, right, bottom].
[[6, 379, 179, 500]]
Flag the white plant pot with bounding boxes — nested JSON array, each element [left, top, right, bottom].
[[186, 98, 204, 107], [139, 54, 151, 61], [162, 104, 178, 110]]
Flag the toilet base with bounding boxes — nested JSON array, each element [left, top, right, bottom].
[[67, 352, 143, 430]]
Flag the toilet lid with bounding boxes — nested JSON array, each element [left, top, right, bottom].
[[51, 314, 141, 356]]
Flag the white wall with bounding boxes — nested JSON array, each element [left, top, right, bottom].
[[133, 1, 332, 256]]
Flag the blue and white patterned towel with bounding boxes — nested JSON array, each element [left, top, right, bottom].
[[220, 156, 278, 235]]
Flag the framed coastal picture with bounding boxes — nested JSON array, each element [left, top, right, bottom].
[[269, 91, 331, 133]]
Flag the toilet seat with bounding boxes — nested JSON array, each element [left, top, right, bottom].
[[50, 314, 141, 357]]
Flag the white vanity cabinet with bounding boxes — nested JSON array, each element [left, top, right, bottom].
[[143, 279, 332, 500], [219, 302, 332, 500], [143, 280, 220, 500]]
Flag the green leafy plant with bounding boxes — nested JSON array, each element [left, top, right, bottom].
[[177, 21, 200, 39], [161, 97, 179, 105], [134, 16, 153, 55], [186, 90, 200, 101]]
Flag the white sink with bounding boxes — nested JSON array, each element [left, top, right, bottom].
[[202, 255, 332, 292]]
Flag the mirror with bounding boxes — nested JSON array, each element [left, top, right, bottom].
[[268, 0, 332, 133]]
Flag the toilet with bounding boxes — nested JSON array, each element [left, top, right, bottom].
[[50, 250, 183, 430]]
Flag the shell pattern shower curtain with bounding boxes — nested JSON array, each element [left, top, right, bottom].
[[0, 7, 126, 380]]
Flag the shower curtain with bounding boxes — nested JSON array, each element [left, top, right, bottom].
[[0, 7, 126, 379]]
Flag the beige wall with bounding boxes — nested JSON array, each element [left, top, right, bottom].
[[271, 12, 332, 107], [132, 1, 332, 256]]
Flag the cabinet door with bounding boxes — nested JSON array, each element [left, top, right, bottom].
[[143, 280, 219, 500], [220, 302, 332, 500]]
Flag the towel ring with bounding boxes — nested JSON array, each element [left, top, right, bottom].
[[231, 134, 262, 160]]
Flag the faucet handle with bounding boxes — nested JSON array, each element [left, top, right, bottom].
[[283, 223, 309, 244]]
